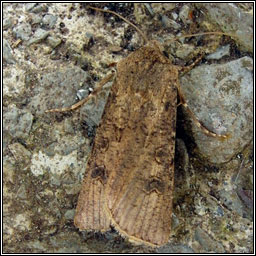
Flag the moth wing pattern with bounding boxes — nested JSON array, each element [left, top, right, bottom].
[[75, 45, 178, 246], [74, 156, 111, 231]]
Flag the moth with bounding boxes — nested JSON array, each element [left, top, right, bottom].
[[47, 7, 230, 247]]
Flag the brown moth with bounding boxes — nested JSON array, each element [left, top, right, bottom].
[[47, 7, 230, 247], [74, 41, 178, 246]]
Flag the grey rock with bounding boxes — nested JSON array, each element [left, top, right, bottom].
[[13, 23, 32, 41], [3, 106, 33, 139], [64, 209, 75, 220], [218, 189, 252, 219], [144, 3, 154, 17], [50, 175, 61, 186], [175, 43, 195, 59], [206, 45, 230, 60], [25, 3, 37, 12], [42, 14, 57, 28], [28, 66, 89, 115], [8, 142, 31, 164], [157, 243, 194, 253], [172, 244, 195, 253], [195, 227, 225, 253], [180, 57, 253, 164], [30, 13, 42, 25], [179, 5, 192, 25], [151, 3, 176, 13], [197, 3, 253, 52], [171, 12, 178, 20], [3, 39, 16, 64], [28, 28, 50, 45], [25, 3, 48, 13], [46, 36, 62, 48], [64, 119, 75, 134], [16, 184, 27, 199], [3, 17, 13, 30], [161, 15, 181, 30]]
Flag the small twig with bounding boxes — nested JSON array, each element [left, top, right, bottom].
[[88, 6, 149, 44]]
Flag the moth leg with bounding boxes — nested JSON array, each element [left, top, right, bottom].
[[176, 80, 229, 139], [45, 72, 115, 113], [180, 54, 204, 75]]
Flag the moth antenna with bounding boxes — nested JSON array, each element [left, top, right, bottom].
[[88, 6, 149, 44], [46, 72, 115, 113], [176, 80, 230, 140], [166, 31, 238, 44]]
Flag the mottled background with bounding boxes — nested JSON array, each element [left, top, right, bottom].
[[3, 3, 253, 253]]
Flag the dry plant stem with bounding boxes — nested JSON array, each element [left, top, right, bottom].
[[45, 72, 115, 113], [166, 31, 237, 44], [88, 6, 149, 44]]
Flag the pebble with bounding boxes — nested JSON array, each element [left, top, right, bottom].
[[3, 39, 15, 64], [179, 5, 192, 25], [46, 36, 62, 48], [8, 142, 31, 164], [3, 106, 33, 139], [42, 14, 57, 28], [161, 15, 181, 30], [3, 17, 12, 30], [64, 209, 75, 220], [206, 45, 230, 60], [180, 57, 253, 164], [194, 227, 225, 253], [13, 23, 32, 41], [28, 28, 50, 45]]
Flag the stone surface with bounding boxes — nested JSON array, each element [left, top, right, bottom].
[[3, 106, 34, 139], [3, 2, 253, 253], [180, 57, 253, 164], [197, 3, 253, 52], [3, 39, 16, 64], [195, 227, 225, 253]]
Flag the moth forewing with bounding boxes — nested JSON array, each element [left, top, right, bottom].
[[74, 44, 178, 246]]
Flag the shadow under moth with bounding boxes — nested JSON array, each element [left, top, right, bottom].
[[47, 6, 232, 247]]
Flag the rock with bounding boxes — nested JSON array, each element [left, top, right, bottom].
[[157, 244, 194, 253], [3, 17, 13, 30], [3, 39, 15, 64], [42, 14, 57, 28], [3, 106, 33, 139], [151, 3, 176, 13], [29, 13, 42, 25], [194, 227, 225, 253], [13, 23, 32, 41], [30, 150, 79, 177], [28, 66, 89, 115], [28, 28, 50, 45], [218, 189, 251, 220], [25, 3, 48, 13], [25, 3, 37, 12], [180, 57, 253, 164], [160, 15, 181, 30], [197, 3, 253, 52], [179, 5, 192, 25], [80, 80, 112, 127], [206, 45, 230, 60], [46, 36, 62, 48], [8, 142, 31, 164], [64, 209, 75, 220], [175, 43, 195, 59]]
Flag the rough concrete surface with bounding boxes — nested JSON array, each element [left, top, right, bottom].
[[3, 3, 253, 253]]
